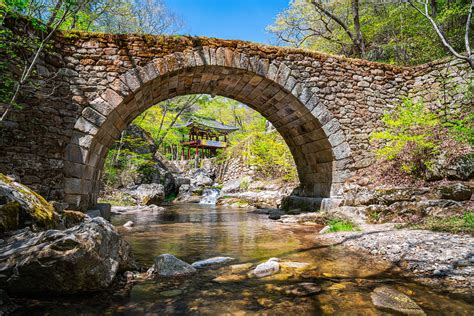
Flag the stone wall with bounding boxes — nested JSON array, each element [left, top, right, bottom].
[[0, 15, 471, 210]]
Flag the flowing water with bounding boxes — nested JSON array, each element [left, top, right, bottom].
[[13, 204, 474, 315], [199, 188, 220, 205]]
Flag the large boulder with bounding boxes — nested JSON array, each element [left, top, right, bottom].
[[147, 254, 196, 277], [0, 217, 136, 295], [0, 174, 59, 233], [426, 154, 474, 181], [129, 183, 165, 205], [191, 169, 214, 187]]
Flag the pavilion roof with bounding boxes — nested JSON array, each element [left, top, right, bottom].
[[174, 117, 239, 135]]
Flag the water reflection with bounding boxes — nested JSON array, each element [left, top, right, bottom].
[[13, 204, 474, 315]]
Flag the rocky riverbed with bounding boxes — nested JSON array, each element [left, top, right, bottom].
[[317, 224, 474, 297]]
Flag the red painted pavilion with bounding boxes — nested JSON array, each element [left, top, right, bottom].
[[174, 118, 239, 160]]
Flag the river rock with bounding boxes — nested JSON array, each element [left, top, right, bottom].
[[0, 217, 136, 295], [191, 169, 213, 187], [191, 256, 236, 269], [283, 282, 321, 296], [212, 274, 247, 283], [130, 183, 165, 205], [437, 183, 472, 201], [0, 173, 59, 232], [280, 261, 310, 270], [230, 263, 253, 273], [371, 286, 425, 315], [147, 254, 196, 277], [251, 258, 280, 278]]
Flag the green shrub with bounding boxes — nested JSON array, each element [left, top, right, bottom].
[[326, 219, 359, 233], [370, 99, 440, 176], [371, 99, 472, 179], [222, 131, 298, 182]]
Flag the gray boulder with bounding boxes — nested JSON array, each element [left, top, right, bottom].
[[371, 286, 425, 315], [446, 155, 474, 180], [130, 183, 165, 205], [191, 256, 235, 269], [438, 183, 472, 201], [191, 169, 213, 187], [0, 217, 136, 295], [147, 254, 196, 277]]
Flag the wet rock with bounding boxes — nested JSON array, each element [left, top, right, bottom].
[[212, 274, 247, 283], [0, 173, 59, 232], [147, 254, 196, 277], [280, 261, 310, 270], [371, 286, 425, 315], [123, 221, 134, 228], [230, 263, 253, 273], [191, 256, 236, 269], [112, 205, 165, 215], [0, 217, 136, 295], [160, 289, 182, 297], [438, 183, 472, 201], [283, 282, 321, 296], [251, 258, 280, 278], [268, 213, 281, 220]]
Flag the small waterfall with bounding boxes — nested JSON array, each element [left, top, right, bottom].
[[200, 188, 220, 205]]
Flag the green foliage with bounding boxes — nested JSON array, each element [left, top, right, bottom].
[[268, 0, 470, 65], [325, 219, 359, 233], [102, 138, 155, 188], [443, 113, 474, 145], [371, 96, 473, 179], [223, 131, 298, 182], [407, 212, 474, 234], [370, 99, 440, 176]]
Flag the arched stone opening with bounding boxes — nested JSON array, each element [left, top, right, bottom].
[[63, 51, 352, 210]]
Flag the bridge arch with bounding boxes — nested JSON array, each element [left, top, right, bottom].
[[63, 49, 353, 210]]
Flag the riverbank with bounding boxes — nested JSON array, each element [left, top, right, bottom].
[[308, 222, 473, 297]]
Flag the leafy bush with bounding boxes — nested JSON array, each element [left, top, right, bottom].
[[326, 219, 359, 233], [370, 99, 440, 176], [222, 131, 298, 182], [370, 99, 472, 179]]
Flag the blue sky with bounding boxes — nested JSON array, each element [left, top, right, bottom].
[[166, 0, 289, 44]]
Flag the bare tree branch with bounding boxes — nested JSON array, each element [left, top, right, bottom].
[[408, 0, 473, 69]]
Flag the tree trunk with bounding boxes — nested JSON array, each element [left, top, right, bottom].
[[351, 0, 365, 58]]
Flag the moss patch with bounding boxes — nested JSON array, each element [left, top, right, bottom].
[[0, 173, 59, 231], [0, 202, 20, 232], [61, 210, 86, 228]]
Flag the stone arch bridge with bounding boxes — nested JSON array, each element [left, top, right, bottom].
[[0, 19, 466, 210]]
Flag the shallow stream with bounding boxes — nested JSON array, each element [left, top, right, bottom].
[[14, 204, 474, 315]]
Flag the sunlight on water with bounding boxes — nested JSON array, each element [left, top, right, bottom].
[[14, 204, 474, 315]]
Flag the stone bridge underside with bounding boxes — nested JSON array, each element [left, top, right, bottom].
[[1, 21, 432, 211]]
